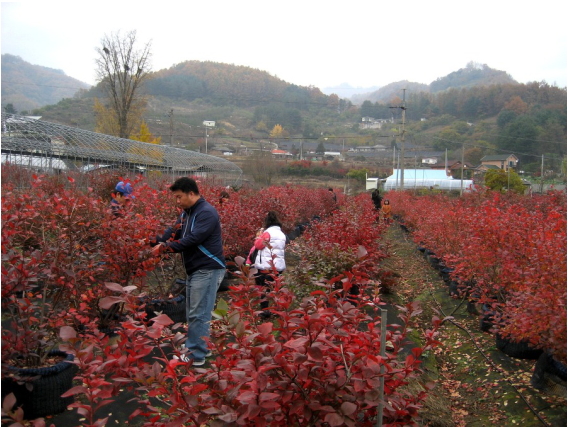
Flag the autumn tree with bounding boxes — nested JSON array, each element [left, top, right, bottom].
[[255, 121, 268, 133], [269, 124, 288, 139], [95, 30, 152, 138], [128, 121, 163, 163], [503, 95, 529, 115], [484, 168, 526, 194], [129, 121, 161, 145], [243, 151, 280, 186]]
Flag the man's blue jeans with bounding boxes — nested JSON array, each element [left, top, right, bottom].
[[185, 268, 225, 361]]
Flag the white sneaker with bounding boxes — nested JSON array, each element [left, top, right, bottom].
[[177, 346, 212, 360], [191, 358, 206, 366], [175, 353, 206, 366]]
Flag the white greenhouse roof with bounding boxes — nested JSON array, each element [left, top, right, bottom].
[[2, 154, 68, 170], [385, 169, 474, 191]]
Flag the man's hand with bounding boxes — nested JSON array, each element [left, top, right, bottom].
[[151, 242, 165, 256]]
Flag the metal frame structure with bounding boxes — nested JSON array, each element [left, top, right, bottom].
[[1, 113, 242, 186]]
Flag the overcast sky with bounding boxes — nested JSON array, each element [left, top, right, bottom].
[[2, 0, 567, 92]]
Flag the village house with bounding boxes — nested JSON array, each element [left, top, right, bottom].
[[479, 154, 519, 171]]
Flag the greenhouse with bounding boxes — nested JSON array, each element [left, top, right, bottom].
[[383, 169, 474, 191], [1, 113, 243, 186]]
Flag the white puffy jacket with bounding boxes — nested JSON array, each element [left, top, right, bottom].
[[253, 225, 286, 271]]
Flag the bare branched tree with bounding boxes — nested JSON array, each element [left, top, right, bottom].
[[243, 151, 280, 186], [95, 30, 152, 138]]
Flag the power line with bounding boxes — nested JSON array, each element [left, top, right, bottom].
[[432, 137, 560, 160], [485, 131, 567, 146]]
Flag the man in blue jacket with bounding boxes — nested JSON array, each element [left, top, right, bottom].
[[152, 177, 225, 366]]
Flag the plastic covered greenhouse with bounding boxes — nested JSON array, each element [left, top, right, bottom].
[[1, 113, 242, 186], [384, 169, 473, 191]]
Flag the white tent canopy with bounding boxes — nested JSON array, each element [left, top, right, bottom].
[[384, 169, 473, 191]]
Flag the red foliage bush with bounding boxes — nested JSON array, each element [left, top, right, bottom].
[[80, 274, 442, 426], [2, 168, 438, 426], [387, 190, 567, 362]]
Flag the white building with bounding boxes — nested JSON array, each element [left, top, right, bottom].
[[384, 169, 474, 191]]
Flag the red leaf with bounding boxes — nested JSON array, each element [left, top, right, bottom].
[[151, 313, 173, 326], [2, 393, 16, 412], [99, 296, 125, 309], [61, 385, 89, 397], [340, 401, 357, 416], [257, 322, 273, 336], [104, 282, 124, 292], [259, 392, 280, 402], [59, 325, 77, 340], [307, 346, 323, 361], [325, 412, 344, 426], [284, 337, 308, 351]]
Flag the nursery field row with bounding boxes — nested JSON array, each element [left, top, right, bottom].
[[387, 190, 567, 365], [2, 168, 438, 426]]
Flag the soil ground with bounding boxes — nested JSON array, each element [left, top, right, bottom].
[[379, 222, 567, 427]]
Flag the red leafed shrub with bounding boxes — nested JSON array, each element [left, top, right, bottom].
[[387, 190, 567, 362], [216, 185, 339, 259], [2, 168, 439, 426], [110, 272, 442, 427], [289, 192, 388, 283]]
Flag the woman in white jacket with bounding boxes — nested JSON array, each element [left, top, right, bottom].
[[253, 211, 287, 318]]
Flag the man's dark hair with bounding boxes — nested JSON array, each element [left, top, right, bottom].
[[170, 177, 200, 194]]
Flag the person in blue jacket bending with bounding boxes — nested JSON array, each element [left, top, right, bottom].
[[152, 177, 225, 366]]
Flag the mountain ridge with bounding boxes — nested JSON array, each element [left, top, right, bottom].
[[3, 55, 521, 112], [350, 62, 517, 104], [1, 54, 91, 112]]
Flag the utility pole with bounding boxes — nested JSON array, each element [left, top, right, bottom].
[[390, 89, 406, 190], [168, 109, 174, 146], [460, 143, 465, 196], [540, 154, 544, 193]]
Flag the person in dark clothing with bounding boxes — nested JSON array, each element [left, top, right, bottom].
[[110, 181, 134, 216], [371, 188, 382, 210], [328, 187, 337, 204], [152, 177, 225, 366], [218, 190, 230, 205]]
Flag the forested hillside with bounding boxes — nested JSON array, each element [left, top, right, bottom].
[[146, 61, 325, 107], [1, 54, 90, 112], [429, 62, 517, 92], [352, 62, 517, 104], [13, 58, 567, 176]]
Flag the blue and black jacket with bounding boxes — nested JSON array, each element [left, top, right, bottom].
[[157, 197, 225, 275]]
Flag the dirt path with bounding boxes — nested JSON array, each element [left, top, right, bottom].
[[379, 222, 567, 427]]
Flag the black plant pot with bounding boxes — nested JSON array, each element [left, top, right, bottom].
[[448, 280, 460, 297], [1, 350, 77, 419], [531, 351, 567, 390], [495, 333, 543, 360], [145, 295, 186, 324], [440, 267, 454, 283], [479, 304, 495, 332]]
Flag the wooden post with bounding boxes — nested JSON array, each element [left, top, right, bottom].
[[376, 308, 387, 427]]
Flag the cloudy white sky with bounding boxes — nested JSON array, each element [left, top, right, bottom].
[[2, 0, 567, 91]]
